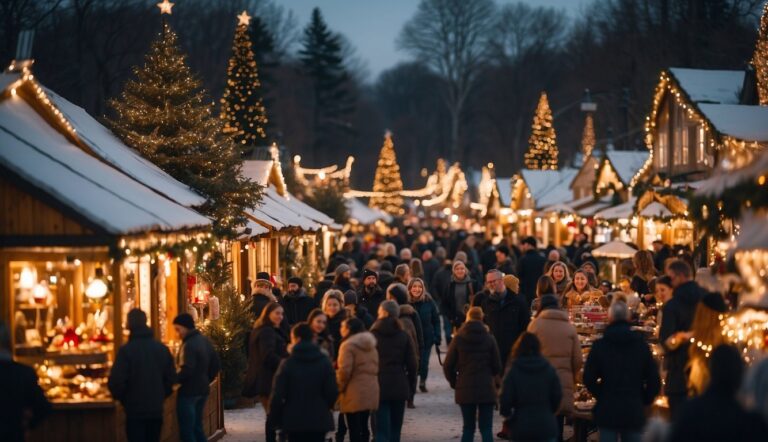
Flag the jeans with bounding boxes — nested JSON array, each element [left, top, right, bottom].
[[260, 397, 279, 442], [177, 395, 207, 442], [125, 417, 162, 442], [375, 400, 406, 442], [599, 428, 642, 442], [344, 410, 371, 442], [419, 341, 433, 381], [459, 403, 494, 442], [441, 314, 453, 345]]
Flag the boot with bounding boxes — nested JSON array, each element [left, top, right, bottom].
[[419, 380, 427, 393], [407, 399, 415, 409]]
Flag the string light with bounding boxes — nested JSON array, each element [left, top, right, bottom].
[[369, 131, 405, 215], [524, 91, 559, 170], [754, 4, 768, 105]]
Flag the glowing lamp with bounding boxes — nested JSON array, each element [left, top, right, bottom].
[[19, 267, 36, 289], [85, 268, 109, 300]]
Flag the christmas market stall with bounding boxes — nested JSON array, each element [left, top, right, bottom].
[[0, 67, 225, 440], [509, 168, 577, 247]]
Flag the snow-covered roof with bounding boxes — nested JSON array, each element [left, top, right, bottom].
[[604, 151, 650, 186], [696, 150, 768, 198], [346, 197, 392, 225], [594, 197, 637, 220], [577, 197, 614, 216], [639, 201, 674, 218], [698, 104, 768, 142], [520, 168, 578, 209], [669, 68, 743, 104], [0, 73, 20, 92], [0, 92, 210, 235], [248, 186, 323, 232], [496, 177, 512, 207], [41, 87, 206, 207], [282, 193, 342, 230], [592, 240, 637, 259], [242, 160, 273, 186]]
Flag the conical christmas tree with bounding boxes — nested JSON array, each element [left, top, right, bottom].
[[524, 92, 559, 170], [754, 3, 768, 106], [221, 11, 269, 156], [108, 21, 261, 238], [581, 114, 595, 158], [369, 132, 404, 215]]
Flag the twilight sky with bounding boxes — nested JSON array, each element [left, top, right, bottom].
[[285, 0, 588, 81]]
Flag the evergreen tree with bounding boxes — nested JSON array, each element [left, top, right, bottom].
[[754, 3, 768, 106], [221, 11, 269, 155], [304, 181, 348, 224], [524, 91, 559, 170], [299, 7, 355, 163], [108, 22, 261, 238], [369, 132, 404, 215], [581, 113, 595, 158]]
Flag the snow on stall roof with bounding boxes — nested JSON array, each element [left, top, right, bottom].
[[0, 95, 210, 234], [520, 168, 577, 209], [669, 68, 743, 104], [605, 151, 650, 185], [248, 186, 321, 232], [697, 150, 768, 198], [0, 73, 20, 92], [283, 193, 342, 230], [347, 197, 392, 225], [38, 87, 207, 207], [239, 219, 269, 238], [242, 160, 273, 186], [496, 177, 512, 207], [594, 197, 637, 220], [698, 104, 768, 141]]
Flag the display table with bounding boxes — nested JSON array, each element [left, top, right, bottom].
[[28, 377, 224, 442]]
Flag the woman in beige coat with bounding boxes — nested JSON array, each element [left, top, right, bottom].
[[337, 317, 379, 442], [527, 294, 583, 441]]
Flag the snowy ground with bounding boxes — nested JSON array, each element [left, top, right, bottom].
[[222, 345, 583, 441]]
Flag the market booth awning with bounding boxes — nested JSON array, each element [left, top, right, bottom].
[[592, 241, 637, 259]]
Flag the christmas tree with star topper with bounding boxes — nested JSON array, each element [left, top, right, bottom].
[[524, 91, 559, 170], [220, 10, 269, 156], [369, 131, 404, 215], [107, 0, 261, 238]]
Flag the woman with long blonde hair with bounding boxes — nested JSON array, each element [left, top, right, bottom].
[[631, 250, 657, 305], [546, 261, 571, 296], [687, 292, 728, 396]]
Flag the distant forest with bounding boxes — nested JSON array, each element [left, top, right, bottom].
[[1, 0, 763, 187]]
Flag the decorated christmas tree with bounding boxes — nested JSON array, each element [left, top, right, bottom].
[[524, 92, 559, 170], [369, 132, 404, 215], [108, 14, 260, 238], [221, 11, 269, 156], [581, 113, 595, 158], [754, 3, 768, 106]]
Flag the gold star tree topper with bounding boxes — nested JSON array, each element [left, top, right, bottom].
[[157, 0, 174, 15], [237, 11, 251, 26]]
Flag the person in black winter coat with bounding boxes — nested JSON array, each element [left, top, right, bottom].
[[441, 261, 475, 330], [321, 290, 348, 359], [281, 277, 317, 325], [357, 268, 386, 319], [109, 309, 176, 442], [242, 303, 289, 442], [443, 308, 502, 442], [652, 240, 671, 273], [371, 301, 418, 442], [494, 245, 517, 276], [659, 260, 703, 418], [270, 323, 339, 442], [584, 301, 661, 441], [517, 237, 547, 307], [173, 313, 221, 442], [409, 278, 441, 392], [477, 270, 530, 368], [0, 321, 50, 442], [252, 272, 277, 320], [430, 257, 454, 344], [500, 332, 562, 442], [668, 345, 768, 442], [421, 250, 441, 288], [343, 290, 374, 329]]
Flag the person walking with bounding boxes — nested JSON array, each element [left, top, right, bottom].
[[322, 290, 348, 358], [337, 318, 379, 442], [386, 283, 423, 408], [499, 332, 562, 442], [668, 345, 768, 442], [306, 309, 335, 360], [343, 290, 375, 329], [430, 249, 454, 345], [333, 264, 354, 293], [517, 237, 546, 307], [109, 309, 176, 442], [172, 313, 221, 442], [357, 269, 386, 320], [243, 302, 289, 442], [477, 269, 530, 368], [371, 300, 418, 442], [0, 321, 51, 442], [660, 260, 704, 418], [252, 272, 278, 319], [443, 307, 502, 442], [584, 300, 661, 442], [494, 245, 517, 276], [527, 294, 582, 441], [441, 260, 475, 333], [270, 323, 339, 442], [281, 277, 317, 326], [408, 277, 441, 393]]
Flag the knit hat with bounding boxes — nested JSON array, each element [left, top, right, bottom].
[[540, 294, 560, 311], [522, 236, 537, 248], [452, 260, 467, 271], [335, 263, 351, 276], [454, 251, 468, 264], [255, 271, 272, 286], [702, 292, 727, 313], [343, 290, 358, 306], [379, 261, 394, 272], [386, 283, 409, 305], [173, 313, 195, 330], [362, 268, 378, 280], [127, 308, 147, 331], [497, 245, 510, 256], [466, 306, 484, 322], [503, 274, 520, 294], [288, 277, 303, 287]]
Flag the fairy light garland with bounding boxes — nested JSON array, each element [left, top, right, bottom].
[[524, 91, 559, 170]]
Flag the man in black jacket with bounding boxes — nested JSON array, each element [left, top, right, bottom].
[[584, 300, 661, 442], [357, 268, 385, 317], [251, 272, 277, 320], [109, 309, 176, 442], [494, 245, 517, 276], [281, 277, 317, 325], [517, 237, 546, 306], [173, 313, 221, 442], [660, 260, 703, 419], [270, 323, 338, 442], [430, 251, 454, 345], [0, 321, 50, 442], [477, 270, 530, 367]]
